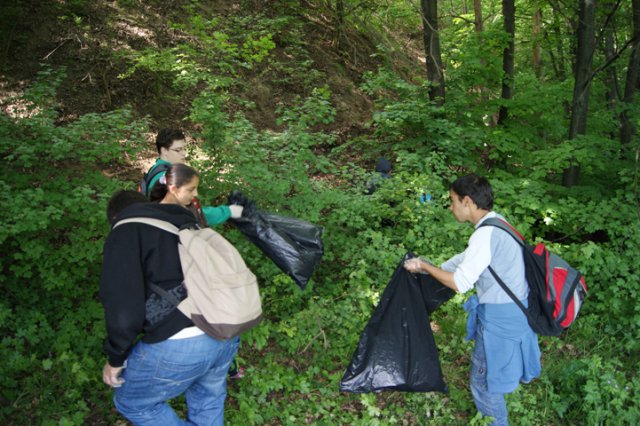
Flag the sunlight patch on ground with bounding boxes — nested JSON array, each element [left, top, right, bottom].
[[112, 21, 155, 44], [0, 82, 42, 119]]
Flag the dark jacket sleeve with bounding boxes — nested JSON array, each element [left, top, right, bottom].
[[99, 225, 146, 367]]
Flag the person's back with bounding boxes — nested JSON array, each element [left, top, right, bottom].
[[441, 211, 528, 304], [100, 174, 240, 426], [101, 201, 197, 358]]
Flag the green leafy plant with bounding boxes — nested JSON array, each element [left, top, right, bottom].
[[0, 66, 147, 424]]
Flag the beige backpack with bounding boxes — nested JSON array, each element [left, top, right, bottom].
[[114, 217, 263, 340]]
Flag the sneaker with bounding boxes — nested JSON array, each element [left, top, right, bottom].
[[228, 359, 245, 379], [228, 366, 245, 380]]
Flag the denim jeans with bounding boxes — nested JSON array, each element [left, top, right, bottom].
[[114, 334, 239, 426], [470, 324, 509, 426]]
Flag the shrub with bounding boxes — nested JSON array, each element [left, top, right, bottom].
[[0, 66, 147, 424]]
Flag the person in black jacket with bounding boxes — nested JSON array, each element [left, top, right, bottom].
[[100, 164, 239, 426]]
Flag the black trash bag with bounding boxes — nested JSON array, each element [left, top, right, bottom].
[[339, 253, 454, 393], [228, 191, 324, 290], [419, 268, 456, 314]]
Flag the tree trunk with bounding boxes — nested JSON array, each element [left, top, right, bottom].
[[334, 0, 346, 48], [421, 0, 446, 105], [497, 0, 515, 124], [621, 0, 640, 145], [549, 0, 568, 81], [533, 8, 542, 78], [564, 0, 596, 187], [474, 0, 483, 32], [604, 25, 619, 115]]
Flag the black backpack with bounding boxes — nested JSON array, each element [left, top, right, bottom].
[[479, 218, 588, 336], [139, 163, 170, 196]]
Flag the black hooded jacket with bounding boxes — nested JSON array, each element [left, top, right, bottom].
[[100, 202, 197, 367]]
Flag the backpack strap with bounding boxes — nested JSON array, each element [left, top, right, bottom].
[[148, 282, 182, 307], [112, 217, 185, 309], [140, 163, 171, 196], [477, 218, 533, 321], [486, 266, 531, 317], [478, 217, 526, 246], [113, 217, 180, 234]]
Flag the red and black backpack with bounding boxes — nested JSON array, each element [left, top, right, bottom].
[[479, 218, 588, 336]]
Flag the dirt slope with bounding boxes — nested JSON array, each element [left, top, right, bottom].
[[1, 1, 400, 135]]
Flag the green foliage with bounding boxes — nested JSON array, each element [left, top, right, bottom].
[[362, 68, 484, 171], [3, 1, 640, 425], [189, 55, 638, 425], [543, 354, 640, 424], [190, 86, 339, 212], [446, 20, 507, 93], [117, 4, 292, 90], [0, 66, 147, 424]]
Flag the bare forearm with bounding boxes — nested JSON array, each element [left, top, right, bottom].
[[404, 258, 459, 292], [423, 263, 458, 291]]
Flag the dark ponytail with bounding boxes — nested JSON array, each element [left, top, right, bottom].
[[149, 163, 199, 201]]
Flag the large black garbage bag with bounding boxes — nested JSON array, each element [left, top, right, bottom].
[[229, 192, 323, 290], [418, 266, 456, 315], [339, 253, 454, 393]]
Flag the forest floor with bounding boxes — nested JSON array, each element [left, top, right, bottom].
[[1, 1, 423, 142], [1, 1, 425, 189]]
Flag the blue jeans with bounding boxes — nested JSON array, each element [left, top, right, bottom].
[[470, 324, 509, 426], [114, 334, 239, 426]]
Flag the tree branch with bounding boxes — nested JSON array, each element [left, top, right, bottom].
[[588, 34, 640, 86]]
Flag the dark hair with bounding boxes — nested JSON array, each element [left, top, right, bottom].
[[150, 163, 199, 201], [375, 157, 393, 174], [107, 190, 148, 225], [155, 128, 185, 154], [449, 174, 494, 210]]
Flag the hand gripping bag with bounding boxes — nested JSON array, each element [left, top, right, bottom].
[[340, 253, 453, 393]]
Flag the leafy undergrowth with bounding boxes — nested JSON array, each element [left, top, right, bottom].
[[1, 1, 639, 425], [2, 66, 639, 425]]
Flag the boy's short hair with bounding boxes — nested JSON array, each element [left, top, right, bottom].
[[155, 129, 186, 153], [107, 190, 148, 225], [450, 174, 494, 210], [375, 157, 392, 174]]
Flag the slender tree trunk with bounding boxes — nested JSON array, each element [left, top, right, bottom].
[[621, 0, 640, 145], [334, 0, 346, 48], [564, 0, 596, 187], [604, 26, 619, 113], [533, 8, 542, 78], [474, 0, 483, 32], [549, 0, 568, 81], [421, 0, 446, 105], [497, 0, 515, 124], [544, 30, 562, 80]]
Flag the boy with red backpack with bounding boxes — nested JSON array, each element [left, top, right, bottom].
[[404, 174, 541, 426]]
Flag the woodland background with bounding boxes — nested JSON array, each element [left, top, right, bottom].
[[1, 0, 639, 425]]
